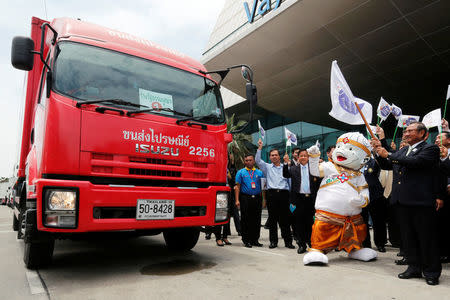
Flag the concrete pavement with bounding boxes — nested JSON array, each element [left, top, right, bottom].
[[0, 205, 448, 299]]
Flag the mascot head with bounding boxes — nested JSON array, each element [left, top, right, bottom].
[[332, 132, 372, 170]]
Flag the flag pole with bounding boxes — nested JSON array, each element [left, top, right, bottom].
[[392, 126, 399, 144], [354, 101, 375, 139], [444, 99, 448, 120]]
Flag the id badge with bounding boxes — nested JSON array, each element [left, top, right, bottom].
[[251, 182, 256, 189]]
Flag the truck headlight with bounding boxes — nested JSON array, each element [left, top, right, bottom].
[[44, 188, 78, 228], [47, 190, 76, 210], [215, 192, 229, 222]]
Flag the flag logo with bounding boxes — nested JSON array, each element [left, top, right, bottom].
[[259, 127, 265, 137], [288, 133, 297, 144], [338, 88, 364, 115], [392, 107, 402, 118], [403, 117, 416, 127], [380, 105, 391, 117]]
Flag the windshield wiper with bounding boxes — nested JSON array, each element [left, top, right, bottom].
[[126, 107, 191, 117], [75, 99, 148, 109], [175, 114, 221, 125]]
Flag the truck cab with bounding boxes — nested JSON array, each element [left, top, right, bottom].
[[11, 17, 257, 269]]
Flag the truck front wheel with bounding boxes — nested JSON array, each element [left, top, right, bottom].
[[163, 227, 200, 251], [23, 239, 55, 269]]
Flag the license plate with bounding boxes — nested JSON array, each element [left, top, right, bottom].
[[136, 199, 175, 220]]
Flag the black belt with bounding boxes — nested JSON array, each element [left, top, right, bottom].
[[268, 189, 288, 193], [298, 193, 311, 197], [241, 193, 260, 198]]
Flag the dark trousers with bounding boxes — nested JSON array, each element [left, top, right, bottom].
[[387, 202, 402, 249], [231, 201, 241, 234], [293, 193, 315, 247], [362, 197, 388, 248], [399, 205, 441, 278], [239, 193, 262, 244], [266, 189, 292, 245]]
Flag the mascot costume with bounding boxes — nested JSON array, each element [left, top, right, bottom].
[[303, 132, 377, 265]]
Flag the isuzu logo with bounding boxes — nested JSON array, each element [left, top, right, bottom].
[[136, 144, 179, 156]]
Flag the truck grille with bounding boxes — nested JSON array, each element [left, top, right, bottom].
[[90, 152, 209, 180]]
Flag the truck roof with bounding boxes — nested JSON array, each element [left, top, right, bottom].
[[50, 17, 208, 74]]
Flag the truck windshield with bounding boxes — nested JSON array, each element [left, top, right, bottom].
[[53, 42, 225, 124]]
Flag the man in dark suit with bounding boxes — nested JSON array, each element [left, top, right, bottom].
[[283, 149, 320, 254], [372, 121, 443, 286]]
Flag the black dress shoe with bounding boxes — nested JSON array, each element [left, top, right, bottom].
[[252, 242, 263, 247], [425, 277, 439, 286], [205, 233, 211, 240], [297, 246, 306, 254], [395, 258, 408, 265], [269, 243, 277, 249], [377, 246, 386, 253], [244, 242, 252, 248], [285, 243, 295, 249], [398, 270, 422, 279]]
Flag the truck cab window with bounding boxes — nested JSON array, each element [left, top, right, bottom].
[[53, 42, 225, 124]]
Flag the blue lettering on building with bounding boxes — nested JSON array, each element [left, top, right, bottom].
[[244, 0, 282, 24]]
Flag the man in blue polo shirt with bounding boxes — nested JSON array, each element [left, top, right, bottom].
[[235, 154, 264, 248]]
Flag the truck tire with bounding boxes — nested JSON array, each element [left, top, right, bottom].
[[12, 213, 19, 231], [23, 239, 55, 269], [17, 210, 25, 239], [163, 227, 200, 251]]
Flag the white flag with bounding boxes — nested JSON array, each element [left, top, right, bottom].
[[447, 85, 450, 101], [397, 115, 420, 128], [377, 97, 391, 122], [391, 103, 402, 120], [258, 120, 265, 140], [285, 127, 297, 145], [329, 61, 373, 125], [422, 108, 441, 129]]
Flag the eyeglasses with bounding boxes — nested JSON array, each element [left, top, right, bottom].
[[404, 129, 419, 133]]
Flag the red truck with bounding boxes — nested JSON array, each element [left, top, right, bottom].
[[11, 17, 257, 269]]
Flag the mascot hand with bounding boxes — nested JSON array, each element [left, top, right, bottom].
[[307, 145, 320, 156], [349, 195, 366, 207]]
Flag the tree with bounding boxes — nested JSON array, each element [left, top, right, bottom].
[[226, 114, 253, 169]]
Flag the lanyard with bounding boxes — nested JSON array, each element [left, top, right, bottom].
[[247, 169, 255, 182]]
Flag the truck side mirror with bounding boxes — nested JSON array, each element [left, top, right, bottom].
[[11, 36, 35, 71], [246, 83, 257, 105]]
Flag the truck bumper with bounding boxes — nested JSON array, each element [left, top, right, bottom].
[[35, 179, 229, 233]]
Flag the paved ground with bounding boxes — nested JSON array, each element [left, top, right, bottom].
[[0, 205, 449, 300]]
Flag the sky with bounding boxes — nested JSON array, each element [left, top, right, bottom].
[[0, 0, 226, 178]]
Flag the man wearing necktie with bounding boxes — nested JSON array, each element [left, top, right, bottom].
[[371, 121, 443, 286], [283, 149, 320, 254]]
